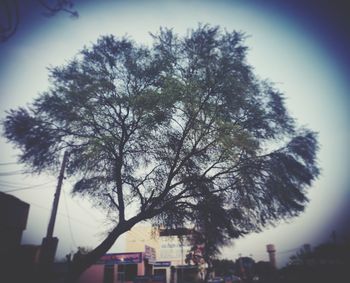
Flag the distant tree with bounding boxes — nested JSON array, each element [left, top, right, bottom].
[[255, 261, 276, 283], [288, 240, 350, 266], [235, 256, 255, 281], [212, 259, 236, 277], [2, 25, 319, 282], [281, 239, 350, 283], [288, 244, 312, 265]]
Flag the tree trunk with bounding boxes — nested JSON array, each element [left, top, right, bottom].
[[65, 218, 141, 283]]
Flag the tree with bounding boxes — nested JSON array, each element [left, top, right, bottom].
[[235, 257, 256, 281], [211, 259, 236, 277], [185, 195, 239, 281], [2, 25, 319, 282]]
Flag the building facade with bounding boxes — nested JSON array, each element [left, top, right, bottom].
[[78, 225, 197, 283]]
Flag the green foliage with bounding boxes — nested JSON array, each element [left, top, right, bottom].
[[3, 25, 319, 240]]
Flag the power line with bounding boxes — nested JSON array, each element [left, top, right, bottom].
[[0, 170, 25, 176], [0, 179, 32, 186], [0, 162, 18, 165], [0, 178, 55, 187], [63, 189, 77, 249], [0, 180, 54, 188], [276, 247, 300, 254], [230, 246, 302, 258], [0, 181, 55, 193], [65, 179, 102, 222], [74, 199, 100, 222], [0, 186, 48, 193], [3, 182, 103, 230], [25, 201, 98, 229]]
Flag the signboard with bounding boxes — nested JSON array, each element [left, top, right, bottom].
[[159, 236, 191, 260], [98, 252, 143, 265], [144, 245, 156, 264], [159, 228, 192, 236], [154, 261, 171, 267]]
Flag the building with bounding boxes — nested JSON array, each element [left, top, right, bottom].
[[0, 192, 38, 283], [0, 192, 30, 254], [79, 252, 148, 283], [126, 226, 195, 282], [126, 226, 192, 266], [78, 225, 197, 283]]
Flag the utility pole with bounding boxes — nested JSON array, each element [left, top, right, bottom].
[[38, 151, 69, 278], [46, 151, 69, 238]]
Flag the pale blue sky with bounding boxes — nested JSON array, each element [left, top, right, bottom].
[[0, 0, 349, 267]]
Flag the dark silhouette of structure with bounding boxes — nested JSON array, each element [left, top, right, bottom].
[[0, 192, 29, 254], [266, 244, 276, 269], [0, 192, 33, 282]]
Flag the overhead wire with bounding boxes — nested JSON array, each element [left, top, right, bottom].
[[63, 188, 78, 249], [232, 246, 304, 259], [0, 170, 25, 176], [1, 172, 305, 257], [65, 178, 104, 223], [24, 200, 98, 229], [0, 162, 18, 165], [74, 199, 100, 222], [1, 178, 100, 230], [0, 179, 35, 186], [2, 170, 154, 247], [0, 164, 102, 247], [276, 247, 300, 254], [0, 180, 55, 192]]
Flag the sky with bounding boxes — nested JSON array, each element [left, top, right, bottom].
[[0, 0, 349, 268]]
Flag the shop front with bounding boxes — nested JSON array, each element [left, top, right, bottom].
[[79, 252, 145, 283], [153, 261, 172, 283]]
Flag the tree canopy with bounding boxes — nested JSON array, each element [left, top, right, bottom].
[[3, 25, 319, 281]]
